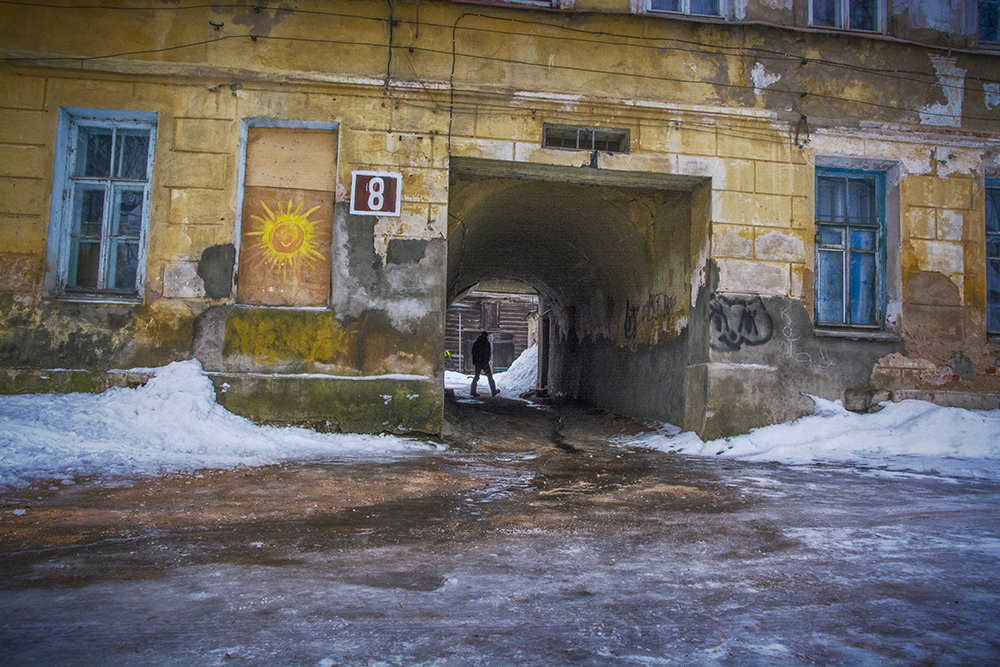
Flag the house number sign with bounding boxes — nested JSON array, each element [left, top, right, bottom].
[[350, 171, 402, 217]]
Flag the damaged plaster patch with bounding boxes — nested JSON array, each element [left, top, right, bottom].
[[986, 83, 1000, 110], [751, 62, 781, 96], [919, 56, 966, 128]]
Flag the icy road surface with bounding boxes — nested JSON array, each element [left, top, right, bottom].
[[2, 397, 999, 665]]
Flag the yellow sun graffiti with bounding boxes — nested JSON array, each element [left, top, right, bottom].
[[246, 199, 324, 274]]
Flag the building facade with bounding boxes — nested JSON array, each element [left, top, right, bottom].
[[1, 0, 998, 438]]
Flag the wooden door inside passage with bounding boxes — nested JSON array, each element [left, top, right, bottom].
[[237, 127, 338, 307]]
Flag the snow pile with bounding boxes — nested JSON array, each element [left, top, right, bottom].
[[495, 344, 538, 395], [0, 360, 436, 487], [625, 395, 1000, 479]]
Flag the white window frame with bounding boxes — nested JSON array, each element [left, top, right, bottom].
[[646, 0, 725, 18], [45, 107, 157, 300], [808, 0, 885, 33]]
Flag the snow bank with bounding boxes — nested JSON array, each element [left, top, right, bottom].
[[496, 344, 538, 395], [0, 360, 437, 488], [625, 395, 1000, 479]]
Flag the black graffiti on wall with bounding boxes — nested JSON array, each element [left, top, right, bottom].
[[624, 293, 676, 340], [709, 293, 773, 350]]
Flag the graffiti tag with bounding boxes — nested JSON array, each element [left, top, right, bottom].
[[709, 293, 773, 350], [624, 293, 675, 340]]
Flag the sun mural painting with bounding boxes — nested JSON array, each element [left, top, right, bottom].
[[244, 199, 325, 277]]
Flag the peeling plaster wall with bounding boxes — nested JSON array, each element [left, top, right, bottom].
[[0, 0, 998, 437]]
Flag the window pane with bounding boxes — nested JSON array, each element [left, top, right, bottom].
[[987, 258, 1000, 333], [987, 237, 1000, 260], [650, 0, 682, 11], [987, 185, 1000, 233], [72, 187, 105, 239], [113, 189, 144, 239], [75, 126, 113, 178], [818, 225, 844, 246], [69, 239, 101, 289], [116, 130, 150, 180], [817, 174, 846, 221], [817, 248, 844, 323], [690, 0, 720, 15], [812, 0, 838, 26], [981, 0, 1000, 41], [847, 176, 876, 222], [849, 0, 877, 30], [109, 240, 140, 292], [850, 228, 876, 250], [850, 251, 877, 325]]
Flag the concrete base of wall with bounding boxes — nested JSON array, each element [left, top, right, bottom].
[[891, 389, 1000, 411], [209, 373, 444, 435], [0, 368, 153, 395]]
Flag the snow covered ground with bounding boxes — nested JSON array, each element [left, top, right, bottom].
[[0, 360, 439, 489], [2, 347, 999, 488]]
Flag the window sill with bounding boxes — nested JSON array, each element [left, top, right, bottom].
[[52, 293, 142, 305], [814, 328, 900, 342]]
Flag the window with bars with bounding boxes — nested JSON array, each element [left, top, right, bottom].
[[542, 125, 630, 153], [48, 109, 156, 297], [987, 179, 1000, 334], [814, 167, 886, 328], [810, 0, 881, 32]]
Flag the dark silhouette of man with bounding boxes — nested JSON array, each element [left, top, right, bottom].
[[470, 331, 500, 397]]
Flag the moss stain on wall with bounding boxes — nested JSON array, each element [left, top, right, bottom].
[[222, 308, 354, 366]]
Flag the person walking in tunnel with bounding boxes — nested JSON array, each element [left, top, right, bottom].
[[470, 331, 500, 397]]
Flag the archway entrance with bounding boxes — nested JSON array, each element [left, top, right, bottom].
[[447, 158, 711, 429]]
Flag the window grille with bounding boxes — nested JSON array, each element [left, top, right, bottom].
[[542, 125, 630, 154]]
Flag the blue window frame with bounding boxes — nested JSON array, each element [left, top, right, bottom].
[[811, 0, 882, 32], [814, 167, 886, 328], [47, 108, 157, 298], [987, 179, 1000, 334], [649, 0, 722, 17]]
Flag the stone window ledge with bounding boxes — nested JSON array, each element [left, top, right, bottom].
[[814, 328, 901, 342]]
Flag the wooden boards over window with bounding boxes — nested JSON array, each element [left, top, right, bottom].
[[237, 126, 337, 307]]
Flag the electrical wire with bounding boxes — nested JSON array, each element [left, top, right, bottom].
[[1, 6, 996, 124], [1, 0, 996, 87]]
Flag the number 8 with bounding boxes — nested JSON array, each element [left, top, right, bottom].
[[367, 177, 385, 211]]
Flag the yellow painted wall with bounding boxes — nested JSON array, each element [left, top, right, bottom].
[[1, 0, 999, 419]]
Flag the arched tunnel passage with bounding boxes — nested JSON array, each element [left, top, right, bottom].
[[447, 158, 711, 429]]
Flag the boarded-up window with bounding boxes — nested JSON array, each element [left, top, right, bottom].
[[237, 127, 337, 306]]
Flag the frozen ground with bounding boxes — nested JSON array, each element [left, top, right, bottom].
[[1, 356, 999, 664]]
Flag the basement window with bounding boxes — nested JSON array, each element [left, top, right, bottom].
[[810, 0, 882, 32], [814, 167, 887, 329], [648, 0, 722, 17], [987, 179, 1000, 334], [45, 108, 157, 299], [542, 125, 630, 154]]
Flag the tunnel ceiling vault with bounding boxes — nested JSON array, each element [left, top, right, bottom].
[[447, 159, 701, 313]]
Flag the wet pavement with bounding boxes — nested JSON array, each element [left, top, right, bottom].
[[2, 395, 999, 665]]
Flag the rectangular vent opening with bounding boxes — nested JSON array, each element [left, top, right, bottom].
[[542, 125, 630, 153]]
